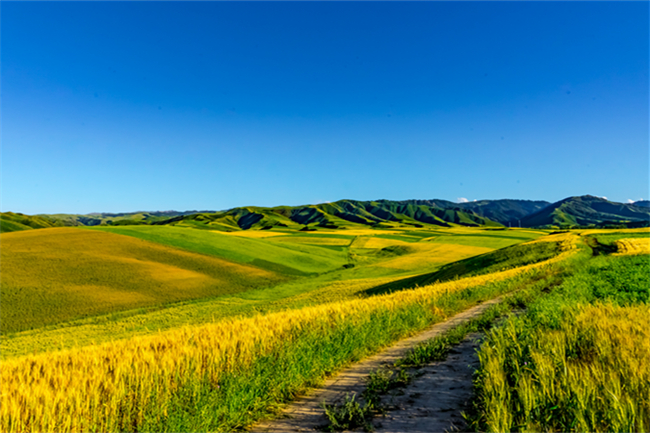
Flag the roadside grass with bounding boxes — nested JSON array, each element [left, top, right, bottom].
[[0, 228, 284, 333], [321, 270, 565, 431], [0, 239, 576, 433], [469, 249, 650, 432]]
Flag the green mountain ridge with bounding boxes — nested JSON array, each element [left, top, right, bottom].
[[154, 200, 502, 231], [520, 195, 650, 228], [3, 196, 648, 233]]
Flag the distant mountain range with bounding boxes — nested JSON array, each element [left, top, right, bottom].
[[1, 196, 648, 233]]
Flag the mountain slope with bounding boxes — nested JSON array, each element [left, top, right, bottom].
[[520, 195, 650, 227], [156, 199, 502, 231], [633, 200, 650, 208], [455, 199, 551, 225]]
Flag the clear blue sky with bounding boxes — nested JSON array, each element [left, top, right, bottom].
[[2, 2, 648, 214]]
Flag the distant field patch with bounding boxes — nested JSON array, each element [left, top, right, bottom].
[[424, 232, 540, 249], [361, 237, 413, 249], [222, 231, 287, 238], [0, 228, 283, 333], [267, 236, 351, 247], [369, 243, 493, 274], [322, 229, 400, 236]]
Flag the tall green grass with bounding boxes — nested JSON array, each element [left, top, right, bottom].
[[470, 252, 650, 432]]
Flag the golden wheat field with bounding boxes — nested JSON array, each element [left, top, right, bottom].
[[614, 237, 650, 255], [478, 303, 650, 433]]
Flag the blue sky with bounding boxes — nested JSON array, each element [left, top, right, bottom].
[[2, 2, 648, 214]]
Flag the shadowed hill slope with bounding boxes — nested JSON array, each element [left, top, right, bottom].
[[455, 199, 551, 225], [633, 200, 650, 208]]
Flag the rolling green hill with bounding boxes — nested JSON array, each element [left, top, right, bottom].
[[0, 212, 60, 233], [0, 228, 284, 333], [91, 225, 350, 276], [41, 210, 215, 227], [520, 195, 650, 228]]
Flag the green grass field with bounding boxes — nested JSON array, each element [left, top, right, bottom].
[[1, 225, 545, 357], [90, 225, 350, 275], [2, 223, 647, 432]]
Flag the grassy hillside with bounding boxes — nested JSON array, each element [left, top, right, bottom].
[[471, 245, 649, 432], [8, 195, 647, 235], [149, 199, 503, 231], [0, 228, 284, 333], [90, 226, 350, 275], [366, 234, 564, 296], [1, 226, 546, 358], [42, 210, 216, 227], [0, 212, 59, 233], [521, 195, 650, 228]]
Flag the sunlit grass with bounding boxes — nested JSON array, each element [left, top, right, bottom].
[[1, 227, 550, 358], [614, 237, 650, 255], [0, 228, 283, 333], [1, 242, 575, 432], [474, 304, 650, 433], [470, 241, 650, 433]]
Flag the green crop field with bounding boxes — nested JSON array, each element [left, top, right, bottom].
[[1, 224, 648, 432]]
